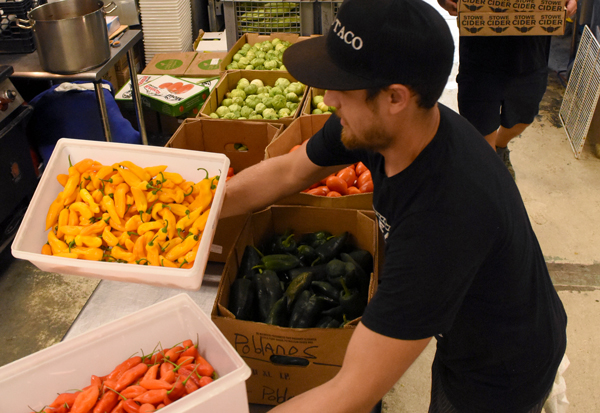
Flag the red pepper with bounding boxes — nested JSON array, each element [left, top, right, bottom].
[[194, 355, 215, 377], [107, 356, 143, 381], [159, 362, 176, 383], [139, 378, 173, 390], [70, 383, 100, 413], [50, 392, 80, 408], [165, 376, 185, 401], [164, 346, 183, 363], [92, 390, 119, 413], [115, 363, 148, 391], [122, 399, 140, 413], [139, 404, 156, 413], [184, 378, 199, 394], [179, 345, 198, 359], [142, 364, 159, 381], [109, 400, 125, 413], [199, 375, 213, 387], [133, 389, 167, 404], [118, 385, 147, 400]]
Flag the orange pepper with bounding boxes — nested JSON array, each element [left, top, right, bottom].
[[114, 183, 129, 218], [62, 166, 81, 203], [125, 215, 143, 232], [101, 195, 121, 226], [48, 231, 69, 255], [74, 158, 94, 174], [46, 192, 65, 230], [56, 174, 69, 187], [72, 247, 103, 261], [75, 235, 103, 248], [41, 243, 52, 255], [102, 226, 119, 247]]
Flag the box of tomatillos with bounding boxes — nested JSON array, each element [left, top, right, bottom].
[[11, 138, 229, 291], [166, 117, 285, 263], [211, 205, 380, 405], [0, 294, 252, 413], [458, 0, 566, 13], [457, 10, 566, 35]]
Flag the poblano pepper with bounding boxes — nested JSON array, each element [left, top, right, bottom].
[[348, 249, 374, 274], [314, 231, 348, 264], [284, 271, 313, 310], [229, 278, 256, 321], [311, 281, 340, 302], [289, 290, 325, 328], [268, 230, 297, 254], [236, 245, 262, 280], [265, 296, 288, 326], [300, 230, 332, 249], [287, 264, 328, 282], [296, 244, 318, 267], [339, 277, 364, 320], [315, 316, 341, 329], [260, 254, 301, 272], [254, 270, 284, 322]]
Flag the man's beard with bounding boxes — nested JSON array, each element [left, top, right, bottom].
[[341, 122, 393, 152]]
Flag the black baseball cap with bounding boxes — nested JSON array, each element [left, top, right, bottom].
[[283, 0, 454, 92]]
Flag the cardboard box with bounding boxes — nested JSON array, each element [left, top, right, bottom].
[[135, 75, 210, 117], [166, 118, 284, 262], [102, 65, 118, 91], [265, 115, 374, 210], [0, 294, 252, 413], [459, 0, 566, 13], [220, 33, 319, 73], [185, 52, 228, 78], [179, 76, 222, 92], [196, 31, 229, 53], [458, 11, 566, 35], [142, 52, 197, 76], [211, 206, 380, 405], [301, 87, 330, 116], [199, 70, 306, 126]]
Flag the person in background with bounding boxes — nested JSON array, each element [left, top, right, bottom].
[[221, 0, 568, 411], [437, 0, 577, 179]]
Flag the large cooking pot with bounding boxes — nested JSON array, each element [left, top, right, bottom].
[[18, 0, 117, 74]]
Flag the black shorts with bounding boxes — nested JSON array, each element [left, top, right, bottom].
[[456, 69, 548, 136]]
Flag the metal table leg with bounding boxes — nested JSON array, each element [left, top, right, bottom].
[[127, 48, 148, 145], [94, 81, 112, 142]]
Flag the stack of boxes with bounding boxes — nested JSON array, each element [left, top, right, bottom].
[[457, 0, 567, 36]]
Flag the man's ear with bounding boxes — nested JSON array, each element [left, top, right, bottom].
[[386, 84, 411, 115]]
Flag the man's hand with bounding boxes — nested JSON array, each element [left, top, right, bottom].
[[438, 0, 458, 16], [565, 0, 577, 17]]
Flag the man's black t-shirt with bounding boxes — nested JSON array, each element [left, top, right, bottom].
[[459, 36, 552, 75], [306, 105, 567, 413]]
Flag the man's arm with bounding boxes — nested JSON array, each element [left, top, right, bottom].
[[220, 140, 344, 218], [271, 323, 432, 413], [565, 0, 576, 16], [437, 0, 457, 16]]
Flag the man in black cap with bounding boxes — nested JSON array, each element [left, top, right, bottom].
[[221, 0, 567, 411]]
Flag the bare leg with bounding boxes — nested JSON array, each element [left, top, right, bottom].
[[484, 123, 530, 148]]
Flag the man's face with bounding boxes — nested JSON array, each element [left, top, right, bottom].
[[324, 89, 393, 152]]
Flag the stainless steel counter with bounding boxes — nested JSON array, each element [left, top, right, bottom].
[[4, 30, 147, 144]]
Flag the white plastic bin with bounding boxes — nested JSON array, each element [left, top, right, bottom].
[[11, 138, 230, 290], [0, 294, 251, 412]]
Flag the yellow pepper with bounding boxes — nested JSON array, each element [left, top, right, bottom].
[[188, 179, 213, 213], [75, 235, 103, 248], [159, 208, 177, 240], [159, 237, 182, 254], [137, 220, 164, 236], [175, 208, 203, 232], [124, 238, 135, 252], [162, 171, 184, 185], [72, 247, 103, 261], [132, 232, 150, 261], [41, 243, 52, 256], [48, 231, 69, 255], [110, 245, 134, 262], [69, 202, 94, 220], [178, 242, 199, 264], [92, 165, 114, 189], [62, 166, 81, 203], [56, 174, 69, 187], [165, 233, 198, 262], [59, 225, 83, 236], [109, 217, 127, 233], [101, 195, 121, 226], [79, 188, 100, 214], [165, 203, 189, 217], [145, 165, 168, 178], [119, 160, 151, 182], [125, 215, 143, 232], [111, 175, 124, 186], [55, 252, 79, 259], [91, 188, 103, 204], [159, 256, 178, 268], [114, 183, 130, 218], [146, 235, 161, 266], [46, 192, 65, 230], [130, 186, 148, 215], [56, 208, 70, 238], [74, 158, 94, 174], [102, 226, 119, 247], [117, 167, 142, 188], [190, 208, 210, 235], [79, 220, 107, 236], [68, 209, 79, 226], [151, 203, 164, 221], [146, 190, 159, 204]]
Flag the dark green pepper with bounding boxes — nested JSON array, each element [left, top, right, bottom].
[[339, 277, 364, 320], [284, 271, 313, 310], [296, 244, 318, 267], [268, 230, 297, 254], [311, 281, 340, 301], [314, 232, 349, 264], [236, 245, 262, 280], [300, 230, 332, 249], [322, 305, 344, 322], [341, 253, 371, 302], [348, 249, 374, 274], [287, 264, 328, 282], [229, 278, 256, 321], [254, 270, 284, 322], [260, 254, 301, 272], [265, 296, 288, 326], [289, 290, 325, 328], [315, 316, 341, 329]]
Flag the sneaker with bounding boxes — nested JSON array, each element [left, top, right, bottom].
[[496, 146, 516, 180]]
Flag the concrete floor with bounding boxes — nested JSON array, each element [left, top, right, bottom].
[[1, 11, 600, 413]]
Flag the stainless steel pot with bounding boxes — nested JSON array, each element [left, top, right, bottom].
[[18, 0, 117, 74]]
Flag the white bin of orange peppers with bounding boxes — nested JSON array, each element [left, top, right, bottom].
[[11, 138, 230, 290], [0, 294, 252, 412]]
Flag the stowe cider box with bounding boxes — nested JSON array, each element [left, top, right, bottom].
[[459, 0, 566, 13], [458, 11, 566, 36]]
